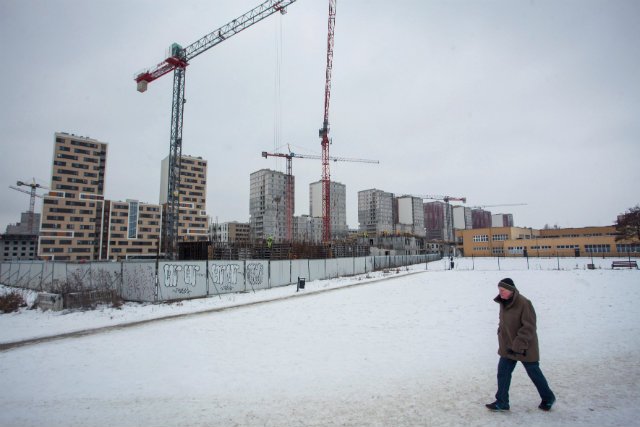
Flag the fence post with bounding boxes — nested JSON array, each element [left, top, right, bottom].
[[206, 258, 210, 296]]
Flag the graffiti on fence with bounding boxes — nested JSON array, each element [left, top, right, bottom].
[[210, 264, 240, 291], [246, 263, 264, 286], [163, 264, 201, 295]]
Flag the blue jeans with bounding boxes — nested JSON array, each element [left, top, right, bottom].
[[495, 357, 555, 407]]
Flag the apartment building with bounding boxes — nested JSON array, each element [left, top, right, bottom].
[[424, 201, 453, 242], [472, 208, 492, 229], [211, 221, 251, 244], [294, 215, 323, 244], [492, 213, 514, 227], [249, 169, 293, 243], [39, 133, 107, 261], [394, 195, 425, 237], [309, 180, 347, 239], [0, 212, 41, 261], [453, 206, 472, 230], [160, 155, 209, 242], [97, 200, 162, 260], [358, 189, 393, 236]]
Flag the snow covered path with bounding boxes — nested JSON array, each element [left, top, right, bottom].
[[1, 260, 639, 426]]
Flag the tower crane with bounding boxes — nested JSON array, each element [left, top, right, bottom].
[[469, 203, 527, 209], [9, 179, 49, 233], [134, 0, 299, 259], [417, 194, 466, 244], [319, 0, 337, 243], [262, 149, 378, 242], [418, 194, 467, 204]]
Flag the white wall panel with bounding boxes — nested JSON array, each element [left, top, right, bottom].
[[158, 261, 207, 301]]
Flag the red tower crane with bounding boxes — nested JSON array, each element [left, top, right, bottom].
[[134, 0, 299, 259], [262, 150, 378, 241], [319, 0, 337, 243]]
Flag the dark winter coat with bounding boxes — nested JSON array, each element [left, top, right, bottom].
[[494, 289, 540, 362]]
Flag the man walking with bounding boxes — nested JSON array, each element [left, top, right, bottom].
[[486, 278, 556, 412]]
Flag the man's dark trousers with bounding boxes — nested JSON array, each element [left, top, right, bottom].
[[495, 356, 555, 407]]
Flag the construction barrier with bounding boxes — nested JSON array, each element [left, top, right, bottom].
[[0, 254, 439, 303]]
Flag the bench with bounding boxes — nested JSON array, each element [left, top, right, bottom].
[[612, 260, 639, 269]]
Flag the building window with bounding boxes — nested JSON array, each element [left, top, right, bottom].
[[128, 201, 139, 239], [473, 235, 488, 242], [616, 243, 640, 253], [585, 244, 610, 253]]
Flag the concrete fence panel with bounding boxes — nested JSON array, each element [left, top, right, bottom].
[[373, 256, 388, 270], [290, 260, 310, 284], [122, 262, 156, 302], [158, 261, 207, 301], [11, 262, 43, 290], [269, 260, 292, 288], [55, 263, 93, 293], [325, 259, 339, 279], [308, 260, 325, 282], [336, 258, 354, 277], [354, 257, 367, 275], [244, 261, 269, 291], [90, 263, 122, 293], [208, 260, 246, 295]]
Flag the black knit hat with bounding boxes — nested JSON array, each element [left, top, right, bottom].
[[498, 278, 516, 292]]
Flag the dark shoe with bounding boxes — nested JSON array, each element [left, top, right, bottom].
[[485, 401, 510, 411], [538, 398, 556, 411]]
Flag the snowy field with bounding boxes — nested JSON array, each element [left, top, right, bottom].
[[1, 257, 639, 427]]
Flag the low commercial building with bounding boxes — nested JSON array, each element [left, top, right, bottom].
[[456, 225, 638, 257]]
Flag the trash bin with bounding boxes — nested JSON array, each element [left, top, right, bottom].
[[297, 277, 306, 292]]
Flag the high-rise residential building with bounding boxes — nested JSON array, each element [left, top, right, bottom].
[[293, 215, 323, 244], [39, 133, 107, 261], [453, 206, 473, 230], [492, 213, 514, 227], [472, 208, 492, 229], [160, 155, 209, 243], [97, 200, 162, 260], [358, 189, 393, 236], [249, 169, 293, 243], [309, 180, 347, 239], [394, 195, 426, 237], [424, 201, 454, 242]]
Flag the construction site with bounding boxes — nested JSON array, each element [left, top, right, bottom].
[[1, 0, 524, 263]]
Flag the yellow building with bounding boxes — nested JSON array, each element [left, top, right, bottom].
[[457, 226, 639, 257]]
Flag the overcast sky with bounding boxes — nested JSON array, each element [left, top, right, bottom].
[[1, 0, 638, 232]]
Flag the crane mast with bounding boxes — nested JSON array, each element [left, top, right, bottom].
[[135, 0, 298, 259], [319, 0, 337, 244]]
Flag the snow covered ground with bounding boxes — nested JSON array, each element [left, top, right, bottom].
[[1, 257, 639, 426]]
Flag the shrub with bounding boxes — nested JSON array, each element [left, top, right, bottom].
[[0, 291, 26, 314]]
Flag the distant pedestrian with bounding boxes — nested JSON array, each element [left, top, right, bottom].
[[486, 278, 556, 412], [449, 256, 454, 270]]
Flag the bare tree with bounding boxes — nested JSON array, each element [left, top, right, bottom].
[[615, 205, 640, 241]]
